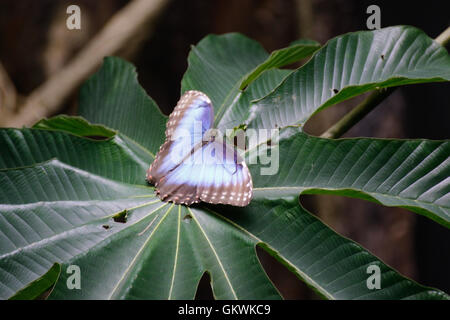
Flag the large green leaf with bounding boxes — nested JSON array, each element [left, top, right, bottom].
[[211, 199, 447, 299], [246, 26, 450, 130], [0, 126, 150, 184], [239, 39, 320, 89], [79, 57, 167, 158], [0, 135, 446, 299], [0, 154, 279, 300], [250, 131, 450, 228], [0, 27, 449, 300], [181, 32, 269, 117], [0, 140, 446, 299], [8, 263, 60, 300], [182, 26, 450, 227], [181, 33, 316, 131], [34, 115, 116, 139]]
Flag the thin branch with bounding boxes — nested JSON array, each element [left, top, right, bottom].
[[320, 87, 394, 139], [1, 0, 169, 128], [435, 26, 450, 47], [320, 26, 450, 139], [0, 62, 17, 111]]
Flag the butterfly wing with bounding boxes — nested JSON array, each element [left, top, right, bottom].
[[147, 90, 253, 207], [156, 139, 253, 206], [147, 90, 213, 184]]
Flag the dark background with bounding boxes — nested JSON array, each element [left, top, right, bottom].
[[0, 0, 449, 299]]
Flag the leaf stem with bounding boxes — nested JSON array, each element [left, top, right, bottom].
[[321, 26, 450, 139]]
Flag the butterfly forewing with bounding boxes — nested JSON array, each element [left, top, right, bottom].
[[147, 90, 213, 184]]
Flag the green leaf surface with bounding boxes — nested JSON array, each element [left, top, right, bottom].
[[239, 39, 320, 90], [8, 263, 60, 300], [212, 199, 448, 299], [0, 146, 446, 299], [0, 127, 150, 184], [250, 131, 450, 228], [0, 158, 279, 300], [79, 57, 167, 158], [181, 33, 319, 131], [181, 33, 269, 125], [248, 26, 450, 129], [34, 115, 116, 139]]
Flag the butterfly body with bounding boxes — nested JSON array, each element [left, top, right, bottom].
[[147, 90, 252, 207]]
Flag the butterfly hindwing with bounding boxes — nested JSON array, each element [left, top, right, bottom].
[[156, 139, 252, 206], [147, 90, 253, 207], [196, 140, 252, 207]]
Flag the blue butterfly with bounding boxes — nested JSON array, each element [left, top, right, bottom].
[[147, 90, 253, 206]]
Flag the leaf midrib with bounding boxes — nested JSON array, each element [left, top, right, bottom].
[[107, 203, 174, 299], [167, 206, 181, 300], [188, 207, 238, 300], [201, 206, 334, 300], [0, 199, 161, 261]]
